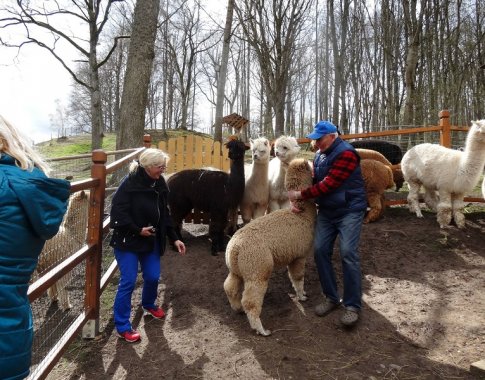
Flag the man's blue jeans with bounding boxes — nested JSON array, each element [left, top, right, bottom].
[[113, 245, 162, 334], [314, 210, 365, 310]]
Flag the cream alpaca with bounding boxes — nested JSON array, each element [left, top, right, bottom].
[[267, 136, 301, 212], [36, 190, 89, 310], [224, 158, 316, 336], [401, 119, 485, 228], [240, 137, 271, 223]]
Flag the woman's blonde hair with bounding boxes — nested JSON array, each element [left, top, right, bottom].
[[129, 148, 170, 173], [0, 115, 51, 174]]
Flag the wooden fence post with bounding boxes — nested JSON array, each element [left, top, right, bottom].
[[82, 149, 107, 338], [439, 110, 451, 147]]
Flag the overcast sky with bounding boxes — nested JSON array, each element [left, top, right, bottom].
[[0, 43, 73, 144]]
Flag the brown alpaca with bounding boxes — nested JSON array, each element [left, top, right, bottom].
[[224, 158, 316, 336], [360, 159, 395, 223], [36, 190, 89, 310], [356, 148, 404, 191]]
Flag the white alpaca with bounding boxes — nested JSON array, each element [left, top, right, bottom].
[[267, 136, 301, 212], [401, 119, 485, 228], [240, 137, 271, 224]]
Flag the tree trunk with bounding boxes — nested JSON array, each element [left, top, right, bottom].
[[117, 0, 160, 150], [214, 0, 235, 143]]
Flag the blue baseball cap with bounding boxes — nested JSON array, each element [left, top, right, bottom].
[[306, 121, 338, 140]]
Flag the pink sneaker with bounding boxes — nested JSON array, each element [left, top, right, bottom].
[[143, 306, 165, 319], [118, 329, 141, 343]]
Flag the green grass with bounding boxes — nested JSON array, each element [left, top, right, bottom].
[[36, 129, 214, 159], [36, 133, 117, 158]]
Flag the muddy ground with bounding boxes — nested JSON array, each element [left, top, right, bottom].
[[48, 205, 485, 379]]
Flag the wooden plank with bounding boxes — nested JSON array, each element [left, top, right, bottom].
[[194, 136, 204, 168], [185, 135, 195, 169], [167, 138, 177, 173], [202, 138, 212, 167]]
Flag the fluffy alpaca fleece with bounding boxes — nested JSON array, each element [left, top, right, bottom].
[[356, 148, 404, 191], [482, 177, 485, 199], [401, 119, 485, 228], [224, 158, 316, 336], [267, 136, 301, 212], [360, 159, 395, 223], [168, 139, 248, 255], [240, 137, 271, 224], [36, 190, 89, 310]]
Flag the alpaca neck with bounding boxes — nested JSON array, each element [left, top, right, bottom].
[[459, 133, 485, 180]]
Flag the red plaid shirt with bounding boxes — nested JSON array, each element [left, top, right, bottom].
[[300, 150, 359, 199]]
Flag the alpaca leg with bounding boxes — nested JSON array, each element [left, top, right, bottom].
[[240, 204, 253, 224], [423, 188, 439, 212], [287, 257, 307, 301], [48, 284, 59, 302], [451, 194, 466, 228], [209, 217, 227, 255], [253, 204, 267, 219], [406, 181, 423, 217], [364, 193, 382, 223], [225, 208, 239, 236], [242, 280, 271, 336], [378, 194, 386, 219], [436, 191, 452, 228], [223, 272, 244, 312], [279, 199, 290, 210], [267, 199, 279, 213], [56, 274, 72, 311]]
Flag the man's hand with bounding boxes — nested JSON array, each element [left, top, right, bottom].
[[289, 201, 302, 213], [287, 190, 302, 201]]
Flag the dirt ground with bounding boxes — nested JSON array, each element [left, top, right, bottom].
[[49, 205, 485, 380]]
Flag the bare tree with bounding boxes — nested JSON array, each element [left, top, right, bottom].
[[0, 0, 127, 149], [235, 0, 314, 137]]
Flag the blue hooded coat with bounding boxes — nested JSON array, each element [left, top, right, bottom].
[[0, 153, 70, 380]]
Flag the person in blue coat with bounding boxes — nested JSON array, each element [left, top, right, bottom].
[[0, 115, 70, 380]]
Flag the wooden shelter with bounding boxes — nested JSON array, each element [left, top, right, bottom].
[[222, 113, 249, 138]]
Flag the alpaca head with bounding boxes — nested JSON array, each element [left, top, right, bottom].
[[273, 136, 301, 164], [469, 119, 485, 145], [225, 138, 249, 161], [284, 158, 313, 191], [249, 137, 271, 164]]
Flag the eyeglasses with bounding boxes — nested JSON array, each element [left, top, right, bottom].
[[155, 164, 167, 170]]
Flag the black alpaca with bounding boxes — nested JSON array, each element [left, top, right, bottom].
[[167, 139, 248, 255], [350, 139, 403, 164]]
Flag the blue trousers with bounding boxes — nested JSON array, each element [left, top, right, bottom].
[[314, 210, 365, 310], [113, 246, 162, 334]]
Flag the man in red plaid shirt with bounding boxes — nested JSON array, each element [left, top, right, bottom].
[[288, 120, 367, 327]]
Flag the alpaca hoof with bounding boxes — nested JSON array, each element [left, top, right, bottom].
[[256, 328, 271, 337], [62, 303, 73, 311]]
